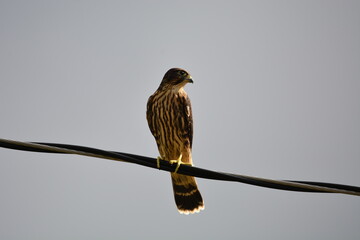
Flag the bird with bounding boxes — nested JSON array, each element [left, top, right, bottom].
[[146, 68, 204, 214]]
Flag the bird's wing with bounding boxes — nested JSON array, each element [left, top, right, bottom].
[[180, 94, 193, 148]]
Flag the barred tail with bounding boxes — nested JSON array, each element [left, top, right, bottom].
[[171, 173, 205, 214]]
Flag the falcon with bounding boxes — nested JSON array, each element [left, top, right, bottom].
[[146, 68, 204, 214]]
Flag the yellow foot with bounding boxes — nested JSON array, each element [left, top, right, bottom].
[[169, 154, 192, 173]]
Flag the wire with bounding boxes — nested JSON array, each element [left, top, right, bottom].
[[1, 138, 359, 196]]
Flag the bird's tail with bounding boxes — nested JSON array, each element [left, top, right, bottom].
[[171, 173, 204, 214]]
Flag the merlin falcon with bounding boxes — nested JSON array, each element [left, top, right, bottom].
[[146, 68, 204, 214]]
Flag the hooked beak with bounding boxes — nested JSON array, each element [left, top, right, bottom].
[[186, 76, 194, 84]]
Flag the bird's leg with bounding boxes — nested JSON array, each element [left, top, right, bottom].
[[169, 154, 182, 173], [169, 154, 192, 173]]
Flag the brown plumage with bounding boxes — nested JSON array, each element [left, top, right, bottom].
[[146, 68, 204, 214]]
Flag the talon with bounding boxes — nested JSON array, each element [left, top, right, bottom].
[[169, 154, 183, 173]]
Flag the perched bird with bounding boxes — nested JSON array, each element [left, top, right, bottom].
[[146, 68, 204, 214]]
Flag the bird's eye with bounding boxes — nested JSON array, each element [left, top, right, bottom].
[[180, 70, 186, 76]]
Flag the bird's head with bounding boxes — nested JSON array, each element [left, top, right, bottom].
[[159, 68, 193, 90]]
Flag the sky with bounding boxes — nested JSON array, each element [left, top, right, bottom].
[[0, 0, 359, 239]]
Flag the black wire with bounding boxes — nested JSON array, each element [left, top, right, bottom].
[[1, 140, 360, 195]]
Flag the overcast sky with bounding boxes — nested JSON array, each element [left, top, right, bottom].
[[1, 1, 359, 239]]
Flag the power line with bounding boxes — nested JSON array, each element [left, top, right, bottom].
[[1, 138, 359, 196]]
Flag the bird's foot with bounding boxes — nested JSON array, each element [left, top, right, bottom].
[[169, 154, 192, 173], [157, 155, 192, 173]]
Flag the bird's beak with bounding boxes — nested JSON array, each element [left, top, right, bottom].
[[186, 76, 194, 84]]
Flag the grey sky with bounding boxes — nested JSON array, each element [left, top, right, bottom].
[[1, 1, 359, 239]]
